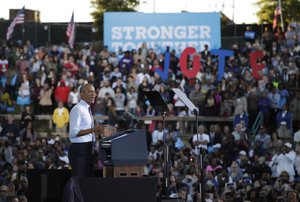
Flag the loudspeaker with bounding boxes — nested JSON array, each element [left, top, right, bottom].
[[63, 176, 158, 202]]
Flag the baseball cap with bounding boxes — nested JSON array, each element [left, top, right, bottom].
[[284, 142, 292, 148]]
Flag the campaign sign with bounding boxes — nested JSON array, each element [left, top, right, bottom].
[[104, 12, 221, 54]]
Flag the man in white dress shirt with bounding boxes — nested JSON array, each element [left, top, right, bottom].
[[68, 84, 106, 177], [192, 125, 210, 155], [271, 142, 296, 182], [151, 122, 164, 145]]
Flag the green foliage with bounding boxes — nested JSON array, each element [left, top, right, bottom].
[[91, 0, 139, 40], [255, 0, 300, 25]]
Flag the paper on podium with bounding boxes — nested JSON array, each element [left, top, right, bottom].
[[172, 88, 198, 113]]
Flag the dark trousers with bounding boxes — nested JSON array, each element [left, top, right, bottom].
[[270, 108, 279, 132], [248, 109, 259, 130], [68, 142, 93, 177]]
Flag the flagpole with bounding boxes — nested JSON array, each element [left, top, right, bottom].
[[6, 6, 25, 41], [22, 7, 25, 42], [278, 0, 284, 31]]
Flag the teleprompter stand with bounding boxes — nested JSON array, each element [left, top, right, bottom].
[[144, 90, 170, 199], [172, 88, 206, 202]]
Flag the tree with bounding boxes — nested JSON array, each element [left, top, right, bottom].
[[255, 0, 300, 26], [91, 0, 139, 41]]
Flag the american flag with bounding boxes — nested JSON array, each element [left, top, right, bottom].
[[6, 6, 25, 40], [66, 12, 75, 49], [273, 6, 282, 30]]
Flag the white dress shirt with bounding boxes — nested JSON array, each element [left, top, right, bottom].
[[69, 100, 94, 143], [272, 150, 296, 180], [152, 130, 164, 145], [294, 130, 300, 143], [193, 133, 210, 155]]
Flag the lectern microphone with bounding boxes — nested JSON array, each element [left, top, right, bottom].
[[122, 112, 141, 125]]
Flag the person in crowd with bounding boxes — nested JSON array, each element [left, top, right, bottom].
[[54, 80, 70, 105], [258, 91, 271, 130], [112, 76, 126, 93], [158, 85, 170, 104], [98, 80, 115, 100], [220, 91, 233, 116], [247, 88, 259, 129], [290, 92, 300, 128], [20, 120, 35, 143], [114, 87, 126, 116], [67, 86, 79, 110], [206, 157, 222, 173], [204, 89, 217, 116], [236, 150, 251, 173], [126, 86, 138, 114], [30, 78, 42, 114], [19, 105, 34, 131], [52, 101, 70, 134], [119, 50, 134, 76], [137, 77, 152, 112], [232, 123, 245, 142], [39, 83, 53, 114], [294, 125, 300, 145], [192, 125, 210, 155], [233, 106, 249, 129], [106, 97, 118, 128], [268, 131, 283, 156], [271, 142, 296, 181], [0, 114, 19, 144], [93, 91, 109, 124], [233, 90, 247, 116], [108, 52, 119, 68], [63, 55, 79, 76], [255, 125, 271, 150], [16, 73, 31, 111], [228, 161, 243, 183], [207, 124, 222, 153], [278, 83, 289, 110], [276, 104, 293, 140], [269, 86, 281, 131], [286, 25, 297, 48], [189, 82, 205, 115], [151, 122, 164, 146]]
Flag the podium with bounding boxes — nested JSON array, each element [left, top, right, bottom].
[[99, 129, 148, 177]]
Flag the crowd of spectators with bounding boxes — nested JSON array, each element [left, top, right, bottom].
[[0, 23, 300, 201]]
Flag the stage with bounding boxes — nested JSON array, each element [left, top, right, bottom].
[[27, 169, 158, 202]]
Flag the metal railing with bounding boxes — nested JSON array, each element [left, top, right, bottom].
[[251, 112, 264, 136], [0, 114, 234, 137]]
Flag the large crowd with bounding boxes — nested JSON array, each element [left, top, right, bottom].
[[0, 24, 300, 201]]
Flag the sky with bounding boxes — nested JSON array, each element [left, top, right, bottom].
[[0, 0, 259, 24]]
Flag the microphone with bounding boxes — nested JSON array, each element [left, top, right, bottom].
[[122, 112, 141, 125]]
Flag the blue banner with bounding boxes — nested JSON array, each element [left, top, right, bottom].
[[104, 12, 221, 54]]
